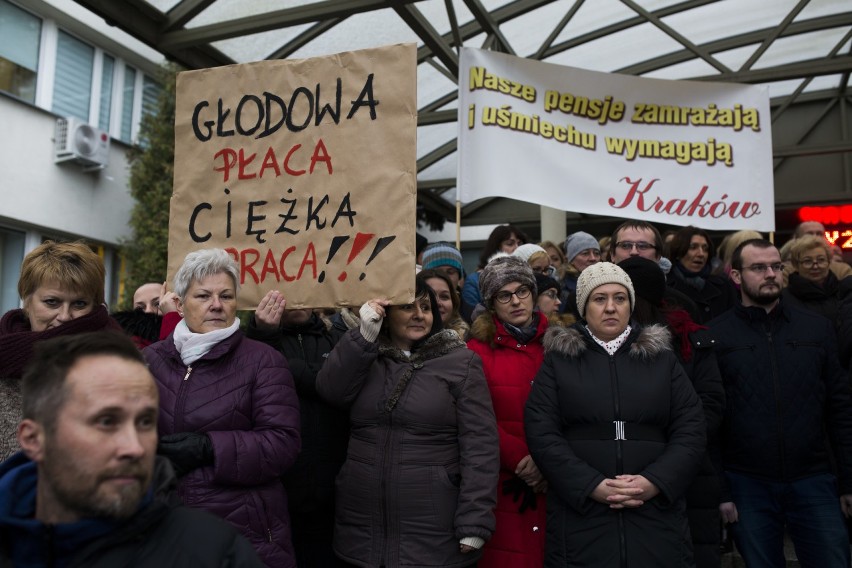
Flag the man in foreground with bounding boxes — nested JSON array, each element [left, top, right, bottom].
[[0, 332, 263, 567]]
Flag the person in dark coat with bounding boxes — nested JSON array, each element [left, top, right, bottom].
[[525, 262, 706, 568], [143, 249, 301, 568], [0, 331, 264, 568], [666, 226, 737, 324], [708, 239, 852, 567], [783, 235, 852, 336], [317, 274, 499, 568], [247, 294, 348, 568], [620, 256, 725, 568]]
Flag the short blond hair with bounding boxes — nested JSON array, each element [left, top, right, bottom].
[[18, 241, 105, 305], [789, 235, 830, 268]]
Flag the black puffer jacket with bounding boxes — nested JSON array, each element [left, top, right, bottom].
[[0, 454, 263, 568], [525, 323, 705, 568], [673, 326, 725, 568], [317, 328, 499, 568], [247, 313, 348, 514], [707, 301, 852, 499]]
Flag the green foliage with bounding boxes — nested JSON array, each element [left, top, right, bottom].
[[120, 63, 180, 309]]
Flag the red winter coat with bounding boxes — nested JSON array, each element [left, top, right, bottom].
[[467, 312, 548, 568]]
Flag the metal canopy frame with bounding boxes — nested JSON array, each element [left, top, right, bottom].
[[71, 0, 852, 226]]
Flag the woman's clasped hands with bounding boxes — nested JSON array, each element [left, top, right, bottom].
[[591, 474, 659, 509]]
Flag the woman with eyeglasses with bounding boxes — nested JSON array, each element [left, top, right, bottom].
[[461, 225, 528, 316], [784, 236, 852, 341], [666, 226, 738, 323], [467, 256, 551, 568]]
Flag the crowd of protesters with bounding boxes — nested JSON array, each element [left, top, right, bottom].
[[2, 217, 852, 567]]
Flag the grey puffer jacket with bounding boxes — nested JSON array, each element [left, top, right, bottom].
[[525, 323, 706, 568], [317, 328, 499, 568]]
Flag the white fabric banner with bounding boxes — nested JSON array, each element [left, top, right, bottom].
[[457, 48, 775, 231]]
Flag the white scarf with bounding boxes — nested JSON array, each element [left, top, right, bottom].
[[172, 318, 241, 365], [587, 324, 632, 356]]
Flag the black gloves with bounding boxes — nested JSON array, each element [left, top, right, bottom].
[[502, 475, 538, 513], [158, 432, 214, 478]]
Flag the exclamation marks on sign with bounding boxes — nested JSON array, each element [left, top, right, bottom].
[[340, 232, 375, 281], [316, 233, 398, 283]]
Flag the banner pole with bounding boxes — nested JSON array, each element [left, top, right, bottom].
[[455, 200, 462, 251]]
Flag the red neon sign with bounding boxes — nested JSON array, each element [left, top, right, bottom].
[[798, 205, 852, 226]]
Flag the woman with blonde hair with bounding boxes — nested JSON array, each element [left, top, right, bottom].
[[0, 241, 122, 460]]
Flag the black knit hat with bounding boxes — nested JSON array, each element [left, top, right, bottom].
[[618, 256, 666, 307], [534, 273, 560, 295]]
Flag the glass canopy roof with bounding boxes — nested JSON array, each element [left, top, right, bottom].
[[71, 0, 852, 226]]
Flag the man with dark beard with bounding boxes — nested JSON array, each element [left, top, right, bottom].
[[708, 239, 852, 567], [0, 332, 263, 567]]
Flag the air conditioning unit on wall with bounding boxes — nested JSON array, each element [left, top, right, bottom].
[[54, 117, 110, 172]]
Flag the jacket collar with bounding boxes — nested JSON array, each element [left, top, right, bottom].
[[378, 329, 465, 364], [469, 310, 549, 346], [543, 323, 671, 360], [734, 299, 789, 324]]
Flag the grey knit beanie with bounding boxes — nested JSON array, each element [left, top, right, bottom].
[[479, 256, 537, 308], [565, 231, 600, 263], [575, 262, 635, 318]]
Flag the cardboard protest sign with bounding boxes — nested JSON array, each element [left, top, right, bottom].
[[170, 44, 417, 309], [458, 47, 774, 231]]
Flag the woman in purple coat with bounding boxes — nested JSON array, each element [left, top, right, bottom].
[[143, 249, 301, 567]]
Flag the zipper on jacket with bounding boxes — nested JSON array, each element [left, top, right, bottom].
[[378, 413, 394, 567], [609, 354, 627, 567], [183, 365, 193, 381], [297, 333, 306, 359], [766, 330, 787, 479]]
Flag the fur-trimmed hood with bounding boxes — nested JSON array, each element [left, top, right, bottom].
[[378, 329, 465, 363], [543, 323, 672, 360], [469, 310, 569, 345]]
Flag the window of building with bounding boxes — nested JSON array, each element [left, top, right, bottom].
[[0, 0, 41, 103], [121, 65, 136, 141], [0, 226, 25, 314], [98, 54, 114, 131], [52, 30, 94, 121]]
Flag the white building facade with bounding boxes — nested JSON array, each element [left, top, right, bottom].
[[0, 0, 164, 312]]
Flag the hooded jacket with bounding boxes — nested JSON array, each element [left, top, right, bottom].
[[525, 323, 706, 568], [143, 332, 300, 568], [0, 453, 263, 568], [316, 328, 498, 568], [466, 312, 549, 568]]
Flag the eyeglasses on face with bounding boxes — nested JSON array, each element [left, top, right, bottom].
[[742, 263, 784, 274], [615, 241, 656, 252], [539, 290, 559, 300], [532, 265, 557, 278], [494, 285, 532, 304], [799, 257, 828, 269]]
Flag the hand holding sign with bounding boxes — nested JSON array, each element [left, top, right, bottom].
[[169, 44, 418, 310]]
